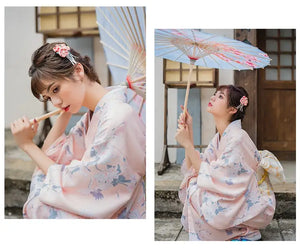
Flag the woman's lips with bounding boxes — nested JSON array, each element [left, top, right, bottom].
[[63, 105, 70, 112], [208, 102, 212, 107]]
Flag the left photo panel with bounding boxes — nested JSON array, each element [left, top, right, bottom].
[[5, 6, 146, 219]]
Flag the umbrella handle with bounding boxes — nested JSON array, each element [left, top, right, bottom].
[[183, 63, 194, 114], [29, 109, 63, 124]]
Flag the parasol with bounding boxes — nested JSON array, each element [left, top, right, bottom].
[[155, 29, 271, 114], [96, 7, 146, 123]]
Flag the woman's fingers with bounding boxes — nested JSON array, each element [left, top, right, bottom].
[[32, 120, 39, 133], [11, 116, 35, 133]]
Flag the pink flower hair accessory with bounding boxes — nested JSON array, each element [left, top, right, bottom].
[[53, 44, 76, 65], [236, 96, 248, 112]]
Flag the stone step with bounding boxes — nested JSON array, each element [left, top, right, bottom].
[[155, 217, 296, 241], [155, 164, 296, 219], [5, 129, 36, 218]]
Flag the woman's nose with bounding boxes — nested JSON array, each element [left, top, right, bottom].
[[210, 95, 215, 101], [51, 96, 62, 107]]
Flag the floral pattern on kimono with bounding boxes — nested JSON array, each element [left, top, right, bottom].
[[179, 120, 276, 240], [23, 86, 146, 219]]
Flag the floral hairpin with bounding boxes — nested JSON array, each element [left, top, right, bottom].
[[53, 44, 76, 65], [236, 96, 248, 112]]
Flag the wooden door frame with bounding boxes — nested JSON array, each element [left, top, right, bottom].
[[234, 29, 258, 145], [257, 29, 296, 160]]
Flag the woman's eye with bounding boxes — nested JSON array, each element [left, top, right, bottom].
[[219, 95, 223, 99], [53, 86, 59, 94]]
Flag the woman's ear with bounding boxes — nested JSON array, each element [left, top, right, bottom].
[[229, 106, 237, 115], [73, 63, 84, 81]]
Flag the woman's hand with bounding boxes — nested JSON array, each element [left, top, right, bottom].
[[179, 105, 193, 129], [175, 125, 193, 149], [178, 105, 193, 143], [10, 116, 39, 151]]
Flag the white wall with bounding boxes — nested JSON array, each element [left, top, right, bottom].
[[155, 57, 178, 163], [5, 7, 44, 127], [155, 29, 235, 163], [93, 37, 109, 87]]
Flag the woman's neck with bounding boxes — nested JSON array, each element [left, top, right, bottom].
[[214, 116, 230, 138], [83, 79, 108, 111]]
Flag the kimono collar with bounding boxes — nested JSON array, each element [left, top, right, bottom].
[[221, 119, 242, 138], [94, 86, 127, 113], [85, 86, 128, 143]]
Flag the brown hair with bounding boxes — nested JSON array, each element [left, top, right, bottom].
[[216, 85, 249, 122], [28, 42, 101, 101]]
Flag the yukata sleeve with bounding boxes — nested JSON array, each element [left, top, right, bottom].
[[38, 106, 144, 218], [181, 134, 218, 177], [45, 117, 87, 165], [27, 116, 87, 199], [179, 135, 218, 203], [197, 133, 259, 229]]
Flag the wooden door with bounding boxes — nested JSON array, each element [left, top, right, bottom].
[[257, 29, 296, 160]]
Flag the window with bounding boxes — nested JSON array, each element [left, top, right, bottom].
[[36, 7, 99, 37], [262, 29, 296, 82], [163, 59, 218, 87]]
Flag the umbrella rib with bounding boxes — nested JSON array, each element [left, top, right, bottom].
[[100, 40, 129, 61], [207, 54, 225, 69], [127, 92, 137, 104], [156, 29, 186, 40], [201, 56, 208, 68], [132, 75, 146, 83], [173, 29, 193, 41], [134, 7, 145, 50], [120, 7, 139, 46], [113, 7, 135, 46], [97, 21, 130, 56], [138, 99, 145, 115], [129, 53, 145, 77], [97, 7, 130, 49], [214, 54, 244, 70], [156, 47, 183, 58], [126, 7, 143, 49], [106, 62, 128, 70], [174, 51, 189, 62], [108, 8, 129, 42], [131, 59, 145, 77], [222, 51, 264, 68]]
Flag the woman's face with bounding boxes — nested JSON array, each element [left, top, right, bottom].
[[207, 89, 234, 119], [40, 77, 85, 114]]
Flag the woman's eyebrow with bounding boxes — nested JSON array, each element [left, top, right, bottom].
[[46, 82, 56, 93], [216, 91, 225, 96]]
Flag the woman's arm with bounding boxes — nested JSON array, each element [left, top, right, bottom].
[[184, 143, 202, 172], [178, 106, 194, 169], [175, 125, 202, 172], [41, 112, 72, 152], [23, 143, 54, 174]]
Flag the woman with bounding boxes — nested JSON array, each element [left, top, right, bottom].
[[175, 85, 275, 240], [10, 43, 146, 219]]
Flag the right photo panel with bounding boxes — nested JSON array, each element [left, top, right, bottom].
[[154, 29, 296, 241]]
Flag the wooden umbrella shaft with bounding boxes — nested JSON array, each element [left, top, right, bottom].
[[183, 63, 194, 114], [30, 109, 63, 124]]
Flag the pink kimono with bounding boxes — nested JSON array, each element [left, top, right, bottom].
[[179, 120, 275, 240], [23, 86, 146, 219]]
